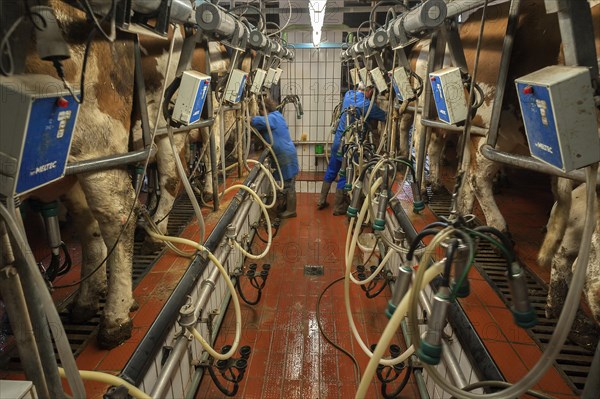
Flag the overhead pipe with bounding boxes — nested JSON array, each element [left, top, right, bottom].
[[86, 0, 195, 25]]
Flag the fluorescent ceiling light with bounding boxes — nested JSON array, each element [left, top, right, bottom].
[[309, 0, 327, 47]]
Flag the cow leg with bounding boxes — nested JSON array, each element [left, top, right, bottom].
[[143, 135, 184, 252], [546, 246, 573, 319], [61, 182, 108, 323], [585, 230, 600, 325], [78, 171, 136, 349], [470, 140, 507, 232], [427, 131, 445, 193], [412, 113, 431, 192], [538, 177, 574, 267], [398, 111, 413, 161], [456, 169, 476, 217]]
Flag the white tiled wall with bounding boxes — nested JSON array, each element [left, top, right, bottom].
[[280, 30, 343, 173]]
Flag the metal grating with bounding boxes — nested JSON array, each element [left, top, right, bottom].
[[304, 264, 324, 276], [1, 193, 203, 369], [427, 188, 597, 394]]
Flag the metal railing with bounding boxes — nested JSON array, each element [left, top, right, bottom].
[[115, 150, 272, 399]]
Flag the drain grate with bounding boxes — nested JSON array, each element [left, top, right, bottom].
[[1, 193, 202, 369], [304, 264, 324, 276], [427, 188, 596, 394]]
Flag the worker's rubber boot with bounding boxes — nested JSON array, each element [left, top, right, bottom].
[[276, 192, 287, 213], [317, 181, 332, 209], [332, 190, 349, 216], [279, 190, 297, 219]]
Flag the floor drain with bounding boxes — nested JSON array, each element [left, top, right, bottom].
[[304, 265, 324, 276]]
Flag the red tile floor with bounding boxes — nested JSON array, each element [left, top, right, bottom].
[[2, 162, 592, 398], [194, 164, 592, 399], [196, 191, 421, 399]]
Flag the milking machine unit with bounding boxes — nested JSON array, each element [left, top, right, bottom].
[[332, 1, 600, 398]]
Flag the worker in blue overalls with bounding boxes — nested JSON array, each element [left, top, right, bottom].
[[318, 83, 387, 215], [251, 97, 300, 218]]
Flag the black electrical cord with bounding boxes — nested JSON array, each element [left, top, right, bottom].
[[406, 227, 444, 261], [441, 238, 459, 287], [206, 364, 239, 397], [316, 276, 362, 384], [236, 279, 262, 306], [365, 278, 387, 299], [381, 362, 413, 399]]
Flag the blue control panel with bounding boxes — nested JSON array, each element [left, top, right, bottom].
[[392, 80, 404, 102], [516, 82, 563, 170], [16, 95, 79, 195], [430, 75, 450, 124], [515, 65, 600, 172], [234, 74, 247, 103], [189, 77, 210, 124]]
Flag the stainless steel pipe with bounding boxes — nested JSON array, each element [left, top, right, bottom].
[[65, 147, 157, 175], [150, 171, 267, 398]]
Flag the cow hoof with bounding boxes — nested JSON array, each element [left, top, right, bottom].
[[97, 318, 133, 349], [70, 302, 99, 324], [130, 299, 139, 312], [568, 311, 600, 352], [545, 305, 559, 320], [134, 227, 147, 242], [141, 238, 164, 254]]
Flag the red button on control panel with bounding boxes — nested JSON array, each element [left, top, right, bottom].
[[523, 86, 533, 95], [56, 97, 69, 108]]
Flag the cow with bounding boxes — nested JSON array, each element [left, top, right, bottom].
[[133, 34, 241, 252], [23, 0, 139, 348], [403, 0, 600, 345], [406, 0, 564, 234], [21, 1, 245, 348], [536, 2, 600, 344]]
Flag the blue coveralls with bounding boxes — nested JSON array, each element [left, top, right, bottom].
[[251, 111, 299, 185], [324, 90, 387, 189]]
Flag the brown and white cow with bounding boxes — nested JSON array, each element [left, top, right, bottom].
[[537, 2, 600, 331], [404, 0, 600, 336], [25, 0, 138, 348], [408, 0, 564, 233], [133, 33, 240, 250], [23, 1, 250, 348]]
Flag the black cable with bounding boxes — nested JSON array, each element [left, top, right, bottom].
[[78, 0, 116, 42], [316, 276, 361, 384], [365, 278, 387, 298], [236, 280, 262, 306], [206, 364, 239, 397], [441, 239, 459, 287], [406, 228, 444, 261], [381, 363, 413, 399]]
